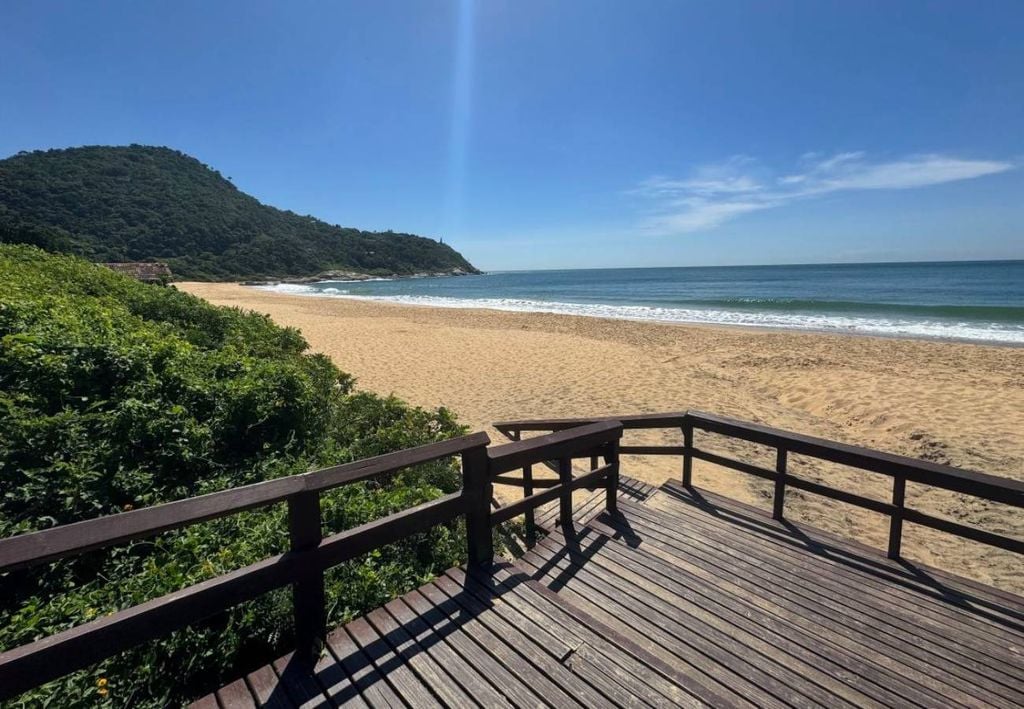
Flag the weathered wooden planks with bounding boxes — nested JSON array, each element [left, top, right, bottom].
[[198, 478, 1024, 708]]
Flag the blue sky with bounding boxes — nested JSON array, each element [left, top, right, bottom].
[[1, 1, 1022, 270]]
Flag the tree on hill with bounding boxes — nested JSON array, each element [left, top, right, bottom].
[[0, 145, 480, 281]]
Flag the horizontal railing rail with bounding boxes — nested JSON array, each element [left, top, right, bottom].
[[686, 411, 1024, 506], [0, 421, 627, 702], [0, 432, 491, 574], [494, 410, 1024, 560], [0, 432, 497, 700], [488, 421, 623, 543], [488, 420, 622, 474], [485, 420, 623, 577]]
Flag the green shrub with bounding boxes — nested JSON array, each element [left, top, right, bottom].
[[0, 245, 470, 707]]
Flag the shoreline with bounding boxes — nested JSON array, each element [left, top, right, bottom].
[[180, 281, 1024, 592], [241, 284, 1024, 348]]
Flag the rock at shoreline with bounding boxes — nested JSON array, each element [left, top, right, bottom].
[[241, 267, 475, 287]]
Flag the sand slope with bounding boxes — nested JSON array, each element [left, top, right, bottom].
[[181, 283, 1024, 592]]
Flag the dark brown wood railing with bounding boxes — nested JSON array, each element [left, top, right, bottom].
[[0, 422, 624, 702], [488, 421, 623, 533], [494, 411, 1024, 560]]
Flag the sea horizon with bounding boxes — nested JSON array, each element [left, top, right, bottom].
[[480, 257, 1024, 274], [256, 260, 1024, 345]]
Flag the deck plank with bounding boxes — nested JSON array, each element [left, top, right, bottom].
[[310, 646, 369, 709], [364, 604, 474, 707], [381, 596, 510, 706], [401, 588, 543, 707], [611, 493, 1022, 706], [429, 573, 597, 707], [271, 653, 333, 708], [647, 487, 1023, 644], [614, 499, 1021, 705], [418, 582, 566, 707], [324, 624, 404, 708], [514, 549, 767, 709], [444, 567, 647, 708], [346, 615, 441, 708], [214, 678, 258, 708], [533, 530, 905, 708], [245, 664, 291, 708]]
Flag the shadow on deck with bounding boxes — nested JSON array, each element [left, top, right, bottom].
[[197, 480, 1024, 708]]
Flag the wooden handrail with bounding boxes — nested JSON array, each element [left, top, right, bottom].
[[488, 421, 623, 540], [494, 410, 1024, 560], [0, 493, 467, 699], [0, 433, 491, 701], [685, 410, 1024, 506], [491, 463, 616, 526], [494, 411, 688, 433], [0, 431, 491, 573], [487, 420, 623, 474], [0, 422, 627, 702]]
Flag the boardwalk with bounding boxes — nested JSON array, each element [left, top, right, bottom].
[[196, 479, 1024, 708], [5, 411, 1021, 706]]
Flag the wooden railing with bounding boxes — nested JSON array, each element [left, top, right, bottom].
[[0, 422, 624, 701], [489, 420, 623, 549], [495, 410, 1024, 560]]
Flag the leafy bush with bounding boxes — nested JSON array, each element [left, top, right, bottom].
[[0, 146, 480, 280], [0, 246, 470, 707]]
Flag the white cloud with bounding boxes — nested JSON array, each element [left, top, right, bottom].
[[636, 152, 1013, 234]]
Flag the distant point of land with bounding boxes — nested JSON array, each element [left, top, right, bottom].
[[0, 145, 479, 281]]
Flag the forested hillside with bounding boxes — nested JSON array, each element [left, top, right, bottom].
[[0, 146, 478, 280], [0, 246, 470, 706]]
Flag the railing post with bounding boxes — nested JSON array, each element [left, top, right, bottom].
[[682, 420, 694, 487], [523, 463, 537, 547], [463, 444, 493, 566], [558, 456, 573, 528], [512, 430, 537, 547], [288, 490, 325, 667], [888, 477, 906, 559], [605, 440, 620, 515], [773, 447, 787, 521]]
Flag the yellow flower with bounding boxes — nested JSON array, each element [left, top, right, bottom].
[[98, 687, 109, 697], [122, 503, 134, 511], [96, 677, 108, 687], [84, 607, 97, 620]]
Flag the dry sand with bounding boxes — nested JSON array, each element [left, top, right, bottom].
[[181, 283, 1024, 592]]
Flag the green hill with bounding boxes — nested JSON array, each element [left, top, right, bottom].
[[0, 145, 479, 280]]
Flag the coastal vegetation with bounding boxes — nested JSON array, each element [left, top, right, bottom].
[[0, 146, 479, 281], [0, 245, 470, 706]]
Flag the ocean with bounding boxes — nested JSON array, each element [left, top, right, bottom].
[[258, 260, 1024, 345]]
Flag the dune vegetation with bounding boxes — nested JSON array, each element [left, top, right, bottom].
[[0, 245, 471, 706]]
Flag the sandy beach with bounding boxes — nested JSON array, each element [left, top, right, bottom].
[[181, 283, 1024, 592]]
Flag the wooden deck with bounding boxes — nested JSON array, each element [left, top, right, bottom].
[[197, 479, 1024, 708]]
